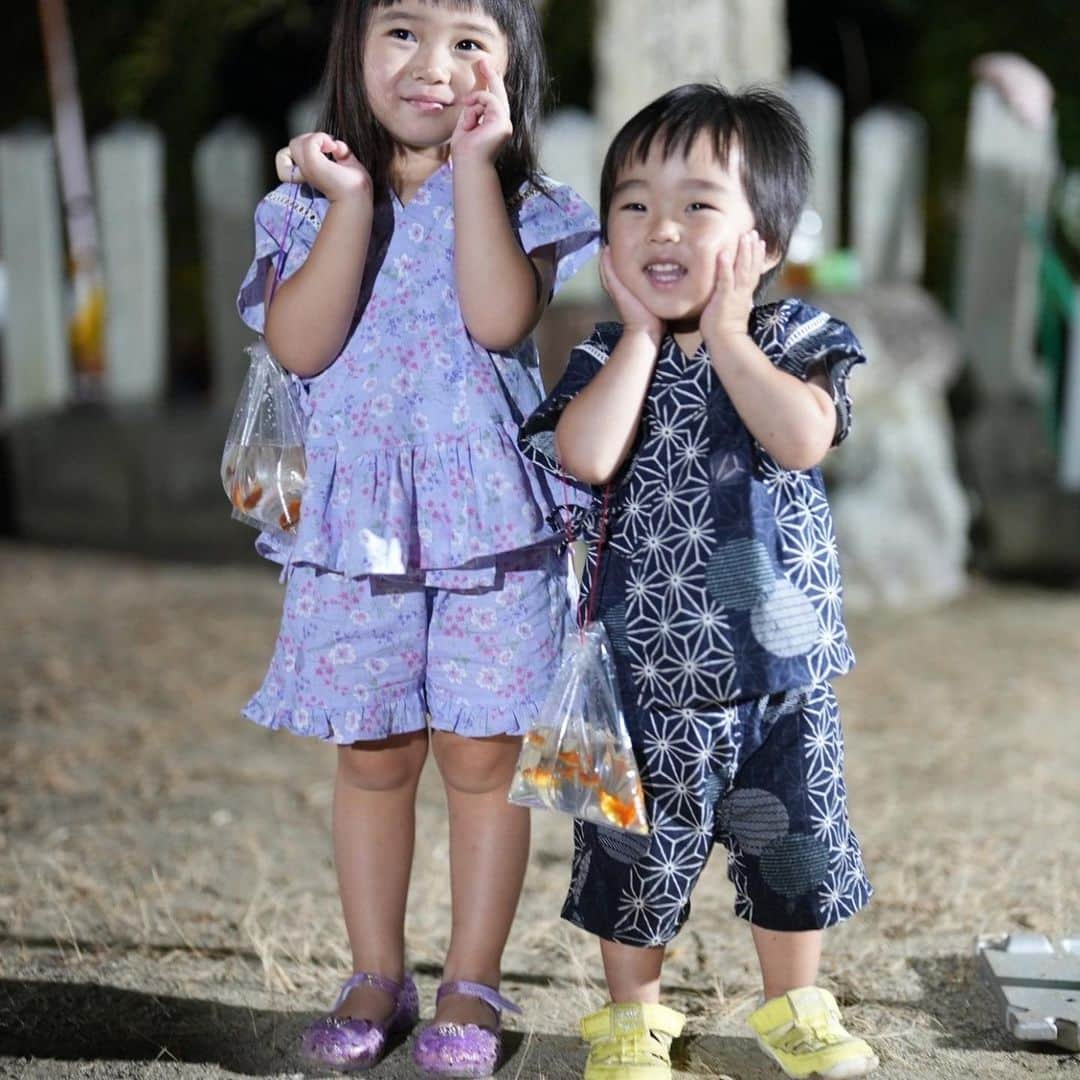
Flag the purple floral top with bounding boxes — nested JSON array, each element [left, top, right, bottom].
[[237, 162, 599, 587]]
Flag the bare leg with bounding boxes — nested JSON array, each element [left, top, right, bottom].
[[751, 925, 823, 1001], [332, 730, 429, 1020], [600, 938, 665, 1004], [431, 731, 530, 1028]]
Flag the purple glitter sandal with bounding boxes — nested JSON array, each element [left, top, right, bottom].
[[412, 979, 522, 1077], [300, 971, 419, 1072]]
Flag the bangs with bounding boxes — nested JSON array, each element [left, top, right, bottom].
[[369, 0, 519, 28], [610, 101, 741, 186]]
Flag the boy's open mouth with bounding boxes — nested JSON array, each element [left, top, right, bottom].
[[644, 262, 688, 287]]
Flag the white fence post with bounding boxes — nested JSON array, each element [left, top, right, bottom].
[[540, 108, 601, 303], [786, 69, 843, 255], [194, 119, 264, 408], [0, 130, 71, 417], [93, 122, 168, 402], [288, 92, 321, 138], [851, 106, 927, 284], [956, 82, 1056, 399]]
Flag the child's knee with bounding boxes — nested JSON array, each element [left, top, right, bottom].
[[432, 731, 521, 795], [336, 731, 428, 792]]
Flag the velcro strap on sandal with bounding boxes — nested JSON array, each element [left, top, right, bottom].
[[333, 971, 405, 1010], [436, 979, 522, 1015], [581, 1002, 686, 1041]]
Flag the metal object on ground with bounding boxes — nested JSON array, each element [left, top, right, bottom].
[[976, 933, 1080, 1052]]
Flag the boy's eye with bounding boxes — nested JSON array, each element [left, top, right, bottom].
[[688, 202, 717, 212], [619, 202, 646, 212]]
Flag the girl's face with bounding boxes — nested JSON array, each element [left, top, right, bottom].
[[606, 132, 779, 327], [362, 0, 510, 152]]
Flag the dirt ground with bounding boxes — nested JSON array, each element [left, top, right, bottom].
[[1, 540, 1078, 1079]]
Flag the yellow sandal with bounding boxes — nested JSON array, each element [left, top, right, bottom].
[[581, 1002, 686, 1080], [748, 987, 878, 1079]]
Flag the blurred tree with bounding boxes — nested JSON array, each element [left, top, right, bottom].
[[541, 0, 595, 111]]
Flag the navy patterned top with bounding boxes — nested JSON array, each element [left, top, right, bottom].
[[519, 298, 867, 706]]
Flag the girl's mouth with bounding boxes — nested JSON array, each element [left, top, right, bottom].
[[405, 97, 450, 113], [644, 262, 688, 288]]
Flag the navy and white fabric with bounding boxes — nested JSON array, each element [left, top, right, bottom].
[[519, 298, 868, 705], [562, 682, 872, 944], [518, 298, 871, 942]]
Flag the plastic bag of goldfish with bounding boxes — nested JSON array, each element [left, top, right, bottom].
[[220, 341, 306, 537], [509, 621, 648, 835]]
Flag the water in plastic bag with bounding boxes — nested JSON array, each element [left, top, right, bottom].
[[221, 340, 307, 536], [509, 621, 648, 835]]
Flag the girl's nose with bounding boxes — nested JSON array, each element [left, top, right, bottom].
[[411, 48, 451, 83]]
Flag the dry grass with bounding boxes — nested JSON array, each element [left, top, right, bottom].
[[2, 542, 1079, 1077]]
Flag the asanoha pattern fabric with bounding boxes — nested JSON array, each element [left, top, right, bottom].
[[519, 299, 867, 703], [562, 683, 872, 943]]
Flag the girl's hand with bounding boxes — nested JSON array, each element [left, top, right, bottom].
[[701, 230, 768, 345], [275, 132, 372, 203], [450, 57, 513, 165], [599, 247, 665, 344]]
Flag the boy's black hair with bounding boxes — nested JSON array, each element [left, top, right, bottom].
[[599, 83, 811, 296], [319, 0, 547, 202]]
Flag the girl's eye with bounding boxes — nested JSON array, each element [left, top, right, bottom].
[[389, 28, 415, 41], [456, 39, 484, 52]]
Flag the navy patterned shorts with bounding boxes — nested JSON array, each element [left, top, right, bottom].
[[562, 682, 872, 946]]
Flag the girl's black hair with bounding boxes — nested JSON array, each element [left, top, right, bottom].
[[599, 83, 811, 295], [318, 0, 547, 202]]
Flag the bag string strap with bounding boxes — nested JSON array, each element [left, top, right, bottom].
[[268, 166, 302, 308], [559, 475, 612, 639]]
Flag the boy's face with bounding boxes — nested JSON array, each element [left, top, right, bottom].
[[605, 132, 776, 326]]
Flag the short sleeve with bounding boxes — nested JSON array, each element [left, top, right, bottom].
[[519, 322, 620, 486], [236, 183, 330, 334], [511, 178, 600, 297], [519, 324, 623, 540], [751, 299, 868, 445]]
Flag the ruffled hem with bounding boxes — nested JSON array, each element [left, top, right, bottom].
[[425, 685, 539, 738], [242, 690, 428, 744], [242, 687, 540, 741], [255, 419, 595, 576]]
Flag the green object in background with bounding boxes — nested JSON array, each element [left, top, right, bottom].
[[1031, 215, 1078, 448], [810, 250, 862, 292]]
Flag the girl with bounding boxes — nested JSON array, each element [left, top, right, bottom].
[[236, 1, 598, 1074]]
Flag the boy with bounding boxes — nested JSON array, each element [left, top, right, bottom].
[[520, 84, 878, 1080]]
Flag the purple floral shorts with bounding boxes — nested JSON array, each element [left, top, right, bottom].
[[243, 544, 570, 743]]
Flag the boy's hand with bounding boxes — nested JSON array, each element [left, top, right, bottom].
[[599, 247, 665, 345], [451, 58, 513, 165], [701, 230, 768, 346], [275, 133, 372, 203]]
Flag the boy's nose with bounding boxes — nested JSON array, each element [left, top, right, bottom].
[[648, 219, 680, 243]]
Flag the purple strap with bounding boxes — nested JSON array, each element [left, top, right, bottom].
[[333, 971, 405, 1011], [436, 979, 522, 1016], [268, 167, 301, 307]]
